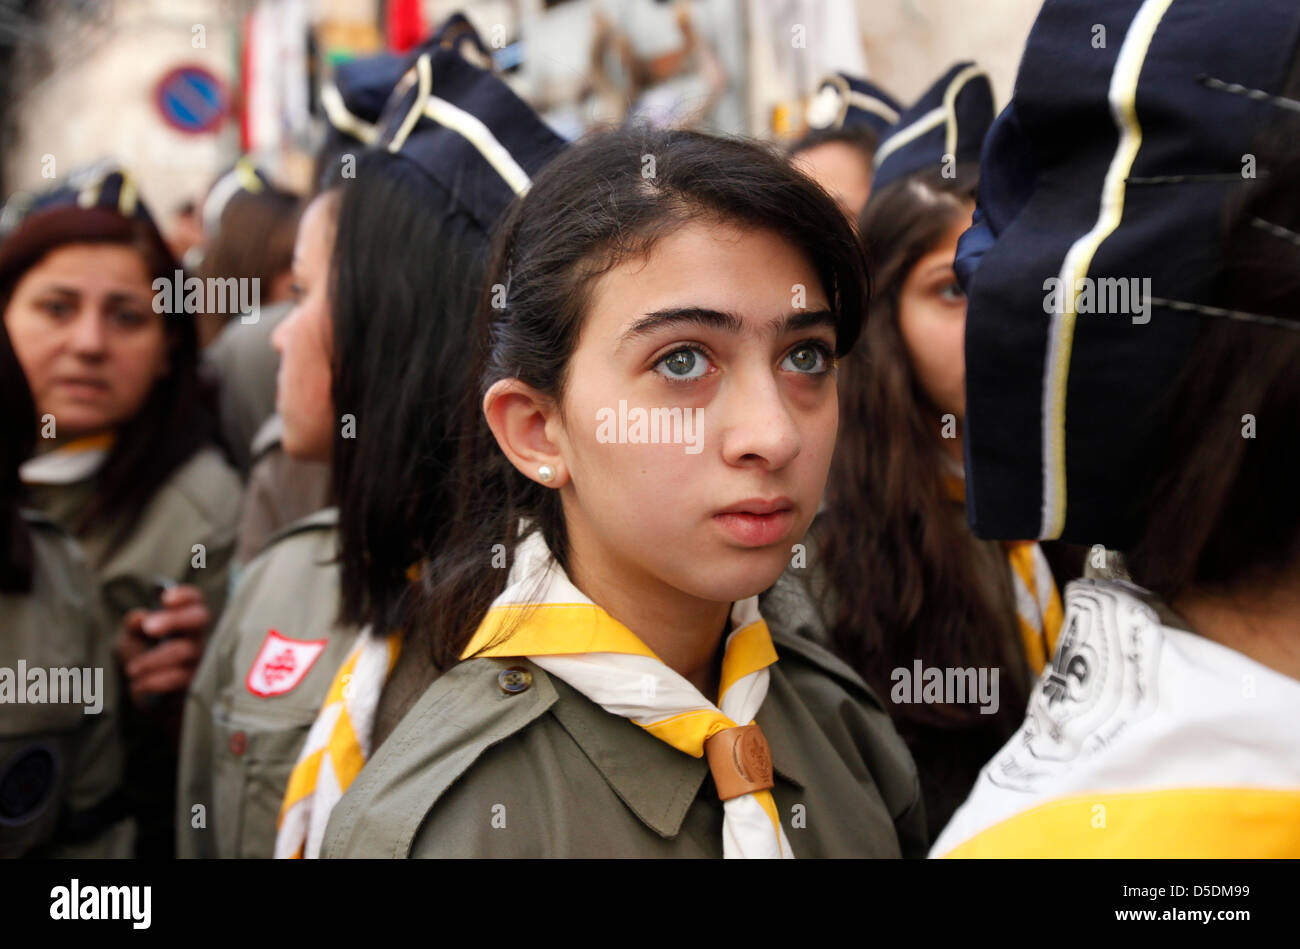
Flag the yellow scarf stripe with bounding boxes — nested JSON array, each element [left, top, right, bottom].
[[463, 603, 662, 660], [279, 747, 325, 818], [719, 620, 779, 701], [57, 432, 116, 454], [1006, 542, 1063, 674], [755, 790, 783, 841], [639, 709, 735, 757], [1042, 584, 1064, 656], [941, 787, 1300, 858], [278, 632, 401, 819]]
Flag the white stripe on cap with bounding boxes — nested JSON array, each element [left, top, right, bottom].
[[1039, 0, 1175, 539], [388, 51, 533, 198], [321, 82, 379, 146], [387, 54, 433, 154], [873, 64, 986, 169], [418, 94, 532, 196], [846, 90, 900, 124]]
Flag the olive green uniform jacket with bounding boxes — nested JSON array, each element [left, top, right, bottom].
[[24, 445, 243, 627], [232, 415, 331, 569], [0, 511, 132, 857], [177, 509, 357, 858], [24, 445, 241, 856], [320, 612, 927, 858], [203, 300, 293, 476]]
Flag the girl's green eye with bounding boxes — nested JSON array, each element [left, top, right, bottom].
[[656, 347, 709, 381], [939, 282, 965, 303], [782, 344, 830, 374]]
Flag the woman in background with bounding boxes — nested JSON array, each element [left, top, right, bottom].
[[0, 289, 131, 857], [1, 164, 241, 856]]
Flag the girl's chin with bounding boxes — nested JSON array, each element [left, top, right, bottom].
[[673, 549, 793, 604]]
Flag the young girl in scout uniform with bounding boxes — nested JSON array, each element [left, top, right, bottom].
[[1, 165, 241, 856], [316, 125, 927, 859], [0, 317, 131, 857], [178, 25, 565, 858], [933, 0, 1300, 857], [794, 65, 1065, 841]]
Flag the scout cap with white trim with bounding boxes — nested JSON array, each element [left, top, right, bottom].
[[374, 21, 566, 236], [955, 0, 1300, 546], [872, 62, 994, 192], [0, 161, 177, 277], [318, 13, 495, 162], [805, 72, 902, 138]]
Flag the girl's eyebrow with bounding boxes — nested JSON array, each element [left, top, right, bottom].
[[618, 306, 836, 350]]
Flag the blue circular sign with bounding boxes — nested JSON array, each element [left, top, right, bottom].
[[155, 65, 227, 134]]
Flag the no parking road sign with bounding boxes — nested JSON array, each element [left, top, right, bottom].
[[155, 65, 227, 134]]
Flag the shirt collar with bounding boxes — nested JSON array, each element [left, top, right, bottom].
[[545, 665, 809, 839]]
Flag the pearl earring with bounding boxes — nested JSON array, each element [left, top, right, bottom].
[[538, 464, 555, 484]]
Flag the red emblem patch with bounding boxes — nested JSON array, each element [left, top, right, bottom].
[[246, 629, 328, 697]]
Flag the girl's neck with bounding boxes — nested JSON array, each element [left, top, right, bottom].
[[1173, 577, 1300, 683], [562, 535, 731, 704]]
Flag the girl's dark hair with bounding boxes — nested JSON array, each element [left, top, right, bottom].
[[1124, 64, 1300, 602], [415, 125, 869, 670], [1, 316, 36, 592], [329, 148, 490, 636], [817, 164, 1030, 735], [200, 185, 301, 315], [0, 214, 222, 549], [788, 124, 881, 165]]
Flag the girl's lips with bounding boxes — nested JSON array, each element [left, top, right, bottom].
[[54, 378, 111, 397], [712, 509, 795, 547]]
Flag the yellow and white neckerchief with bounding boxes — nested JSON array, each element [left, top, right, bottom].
[[274, 626, 401, 859], [19, 432, 115, 485], [462, 530, 794, 859], [944, 470, 1063, 673]]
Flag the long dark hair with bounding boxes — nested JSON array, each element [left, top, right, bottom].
[[1125, 65, 1300, 601], [328, 148, 490, 636], [0, 317, 36, 592], [817, 164, 1030, 734], [0, 213, 222, 548], [413, 125, 869, 670]]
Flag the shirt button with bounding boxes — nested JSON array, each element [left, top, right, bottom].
[[498, 666, 532, 695], [228, 731, 247, 755]]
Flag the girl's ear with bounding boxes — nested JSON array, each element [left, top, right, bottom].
[[483, 378, 569, 488]]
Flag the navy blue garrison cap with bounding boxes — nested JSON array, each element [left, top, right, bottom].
[[872, 62, 994, 192], [955, 0, 1300, 546], [373, 23, 566, 236], [0, 161, 177, 278], [1, 161, 161, 239], [805, 72, 902, 138], [320, 12, 493, 150]]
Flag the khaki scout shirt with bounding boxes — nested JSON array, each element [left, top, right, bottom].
[[24, 446, 243, 628], [321, 624, 927, 858], [0, 511, 132, 857], [177, 508, 358, 858]]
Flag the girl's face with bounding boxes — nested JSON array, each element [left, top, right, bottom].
[[271, 193, 336, 461], [3, 243, 167, 441], [897, 208, 974, 421], [553, 220, 839, 605], [792, 142, 873, 223]]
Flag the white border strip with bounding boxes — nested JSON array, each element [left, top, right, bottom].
[[1039, 0, 1176, 538]]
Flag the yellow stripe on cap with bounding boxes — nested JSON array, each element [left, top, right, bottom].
[[1039, 0, 1175, 539]]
